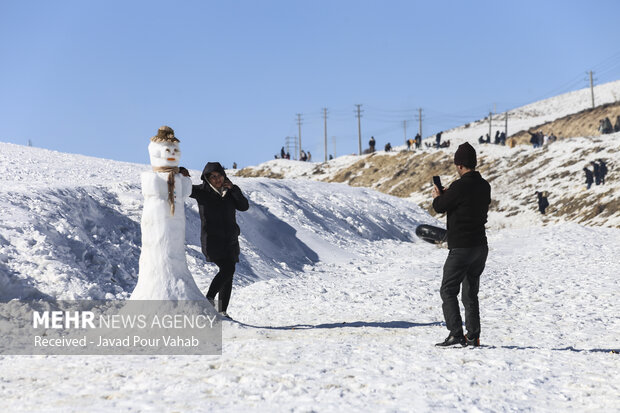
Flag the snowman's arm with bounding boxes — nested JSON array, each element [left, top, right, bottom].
[[180, 175, 192, 199]]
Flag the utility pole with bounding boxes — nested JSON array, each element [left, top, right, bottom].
[[589, 71, 595, 108], [489, 111, 493, 141], [296, 114, 303, 160], [323, 108, 328, 162], [504, 112, 508, 137], [418, 108, 423, 137], [355, 104, 363, 155], [403, 120, 407, 142], [332, 136, 337, 159]]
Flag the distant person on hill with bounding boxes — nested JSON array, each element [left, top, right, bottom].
[[536, 191, 549, 214], [385, 142, 392, 152], [528, 130, 543, 148], [485, 133, 491, 144], [431, 142, 490, 348], [280, 147, 286, 159], [415, 133, 422, 149], [308, 151, 312, 161], [548, 133, 557, 144], [406, 138, 412, 151], [478, 135, 485, 144], [597, 159, 608, 184], [368, 136, 376, 153], [300, 150, 308, 161], [499, 131, 506, 145], [583, 167, 594, 190], [285, 152, 290, 160], [435, 131, 443, 148], [494, 131, 500, 144], [599, 117, 613, 134], [614, 116, 620, 132], [329, 154, 333, 160], [591, 161, 601, 185]]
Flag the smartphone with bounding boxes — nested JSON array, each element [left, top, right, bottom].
[[433, 176, 443, 193]]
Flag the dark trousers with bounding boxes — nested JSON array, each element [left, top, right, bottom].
[[440, 245, 488, 338], [206, 259, 236, 312]]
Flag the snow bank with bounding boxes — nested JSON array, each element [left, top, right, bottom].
[[0, 142, 433, 300]]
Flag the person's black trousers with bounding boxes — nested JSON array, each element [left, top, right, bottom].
[[206, 259, 236, 312], [440, 245, 488, 338]]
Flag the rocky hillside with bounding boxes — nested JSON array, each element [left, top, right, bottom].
[[238, 132, 619, 229], [510, 101, 620, 145], [237, 80, 620, 229]]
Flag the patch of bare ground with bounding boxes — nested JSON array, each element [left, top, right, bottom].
[[477, 158, 503, 183], [325, 151, 455, 198], [237, 167, 284, 179], [553, 192, 608, 223], [509, 101, 620, 145]]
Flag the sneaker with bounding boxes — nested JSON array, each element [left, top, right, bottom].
[[435, 334, 467, 347], [219, 311, 232, 320], [465, 334, 480, 347]]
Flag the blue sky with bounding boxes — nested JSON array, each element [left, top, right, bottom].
[[1, 0, 619, 170]]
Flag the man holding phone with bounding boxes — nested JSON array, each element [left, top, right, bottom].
[[431, 142, 491, 347]]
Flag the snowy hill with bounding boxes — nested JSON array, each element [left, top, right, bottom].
[[0, 142, 431, 300], [238, 80, 620, 229], [0, 141, 619, 411]]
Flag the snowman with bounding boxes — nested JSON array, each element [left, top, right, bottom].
[[130, 126, 205, 300]]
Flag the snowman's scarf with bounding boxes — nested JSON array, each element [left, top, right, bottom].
[[152, 166, 180, 215]]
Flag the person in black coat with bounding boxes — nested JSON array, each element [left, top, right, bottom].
[[591, 161, 601, 185], [597, 159, 608, 184], [188, 162, 249, 317], [432, 142, 491, 347], [536, 191, 549, 214], [369, 136, 376, 152], [583, 167, 594, 189]]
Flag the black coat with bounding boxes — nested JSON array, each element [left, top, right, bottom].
[[432, 171, 491, 249], [190, 163, 249, 262]]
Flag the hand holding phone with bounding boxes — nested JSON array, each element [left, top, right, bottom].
[[433, 176, 444, 194]]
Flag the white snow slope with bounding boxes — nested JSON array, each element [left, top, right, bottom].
[[0, 142, 618, 412]]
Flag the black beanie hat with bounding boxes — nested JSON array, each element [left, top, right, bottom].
[[454, 142, 477, 169]]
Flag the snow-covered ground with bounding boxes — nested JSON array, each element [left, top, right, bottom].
[[0, 143, 619, 411]]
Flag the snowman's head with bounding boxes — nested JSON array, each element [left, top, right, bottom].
[[149, 126, 181, 167], [148, 141, 181, 167]]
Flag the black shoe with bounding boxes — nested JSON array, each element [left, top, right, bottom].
[[465, 334, 480, 347], [435, 334, 467, 347]]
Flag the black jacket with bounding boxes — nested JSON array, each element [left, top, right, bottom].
[[190, 163, 249, 262], [432, 171, 491, 248]]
